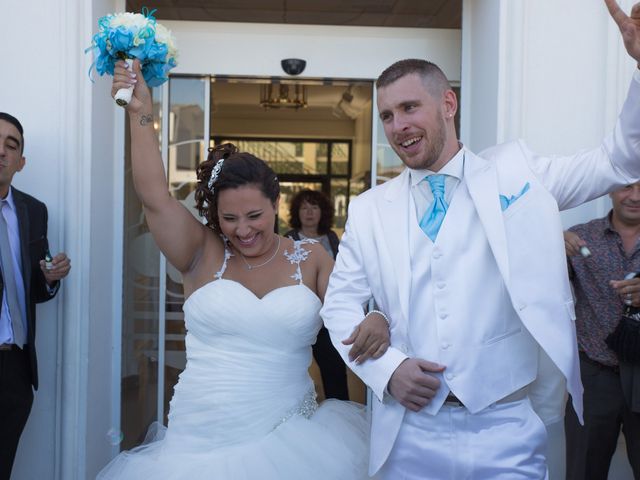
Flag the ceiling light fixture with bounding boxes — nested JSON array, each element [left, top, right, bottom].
[[260, 84, 308, 110]]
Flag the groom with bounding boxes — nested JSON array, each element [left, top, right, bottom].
[[321, 1, 640, 478]]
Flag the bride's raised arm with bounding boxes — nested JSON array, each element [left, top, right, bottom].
[[112, 59, 213, 274]]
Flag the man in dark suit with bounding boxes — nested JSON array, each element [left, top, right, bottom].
[[0, 112, 71, 479]]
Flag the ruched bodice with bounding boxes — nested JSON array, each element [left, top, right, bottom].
[[166, 280, 323, 449], [184, 280, 322, 350]]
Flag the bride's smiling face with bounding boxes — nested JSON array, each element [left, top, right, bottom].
[[217, 184, 279, 257]]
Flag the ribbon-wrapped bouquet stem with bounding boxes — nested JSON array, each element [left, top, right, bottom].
[[88, 9, 178, 106]]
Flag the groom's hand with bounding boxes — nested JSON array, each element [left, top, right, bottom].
[[388, 358, 445, 412], [605, 0, 640, 66]]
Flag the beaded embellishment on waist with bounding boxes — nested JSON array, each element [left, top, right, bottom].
[[273, 388, 318, 430]]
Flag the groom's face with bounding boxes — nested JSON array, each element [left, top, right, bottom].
[[377, 73, 450, 172]]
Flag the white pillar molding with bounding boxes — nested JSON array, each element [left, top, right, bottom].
[[56, 0, 94, 477], [494, 0, 527, 145], [605, 0, 639, 129], [460, 0, 501, 151]]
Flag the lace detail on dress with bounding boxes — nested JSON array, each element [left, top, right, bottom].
[[284, 239, 316, 283], [214, 242, 234, 280], [273, 388, 318, 430]]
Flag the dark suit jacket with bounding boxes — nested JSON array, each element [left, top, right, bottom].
[[0, 187, 59, 390]]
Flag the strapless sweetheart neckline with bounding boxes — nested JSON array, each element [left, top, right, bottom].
[[184, 278, 322, 306]]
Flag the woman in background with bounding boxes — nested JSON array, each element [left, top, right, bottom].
[[286, 189, 348, 400]]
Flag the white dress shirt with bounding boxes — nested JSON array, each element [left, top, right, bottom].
[[0, 187, 27, 345]]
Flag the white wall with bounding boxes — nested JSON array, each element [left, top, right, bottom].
[[167, 21, 462, 82], [462, 0, 638, 229], [0, 0, 121, 478], [0, 2, 66, 477]]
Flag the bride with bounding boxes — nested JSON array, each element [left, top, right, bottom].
[[97, 59, 390, 479]]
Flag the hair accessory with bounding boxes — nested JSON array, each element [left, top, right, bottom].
[[207, 158, 225, 192]]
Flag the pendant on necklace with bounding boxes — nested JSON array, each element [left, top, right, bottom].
[[240, 235, 281, 271]]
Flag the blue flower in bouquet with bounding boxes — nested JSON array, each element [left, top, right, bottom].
[[87, 8, 178, 87], [109, 27, 136, 53], [146, 41, 168, 63], [143, 58, 176, 87]]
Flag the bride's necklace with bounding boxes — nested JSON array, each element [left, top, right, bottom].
[[239, 235, 281, 271]]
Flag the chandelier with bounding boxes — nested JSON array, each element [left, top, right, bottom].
[[260, 84, 308, 110]]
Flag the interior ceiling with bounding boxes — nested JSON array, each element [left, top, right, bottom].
[[127, 0, 461, 29], [211, 81, 373, 122]]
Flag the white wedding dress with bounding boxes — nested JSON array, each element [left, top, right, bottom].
[[97, 240, 371, 479]]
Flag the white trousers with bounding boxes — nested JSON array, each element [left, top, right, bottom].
[[378, 397, 549, 480]]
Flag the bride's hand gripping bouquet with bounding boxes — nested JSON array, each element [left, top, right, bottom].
[[88, 8, 178, 106]]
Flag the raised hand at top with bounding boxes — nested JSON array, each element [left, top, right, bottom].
[[111, 59, 151, 114], [605, 0, 640, 65]]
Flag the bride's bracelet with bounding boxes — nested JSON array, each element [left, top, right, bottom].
[[364, 309, 390, 327]]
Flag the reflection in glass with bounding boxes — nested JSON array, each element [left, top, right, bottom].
[[221, 139, 329, 175], [169, 77, 205, 182], [331, 179, 349, 233], [375, 115, 404, 183], [163, 76, 207, 421], [331, 143, 349, 175], [120, 87, 164, 449], [121, 78, 207, 449]]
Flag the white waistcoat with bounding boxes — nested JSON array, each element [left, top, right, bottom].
[[408, 179, 538, 413]]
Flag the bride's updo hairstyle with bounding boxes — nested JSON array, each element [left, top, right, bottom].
[[195, 142, 280, 233]]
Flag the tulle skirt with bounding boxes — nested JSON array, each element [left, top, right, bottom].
[[96, 400, 372, 480]]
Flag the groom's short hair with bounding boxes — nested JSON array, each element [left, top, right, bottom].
[[376, 59, 451, 99]]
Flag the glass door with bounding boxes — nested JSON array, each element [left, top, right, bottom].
[[120, 76, 209, 449]]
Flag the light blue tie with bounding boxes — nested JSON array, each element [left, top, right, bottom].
[[419, 174, 448, 241]]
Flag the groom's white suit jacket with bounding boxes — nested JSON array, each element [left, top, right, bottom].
[[321, 71, 640, 476]]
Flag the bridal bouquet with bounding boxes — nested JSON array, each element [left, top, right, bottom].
[[88, 8, 178, 105]]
